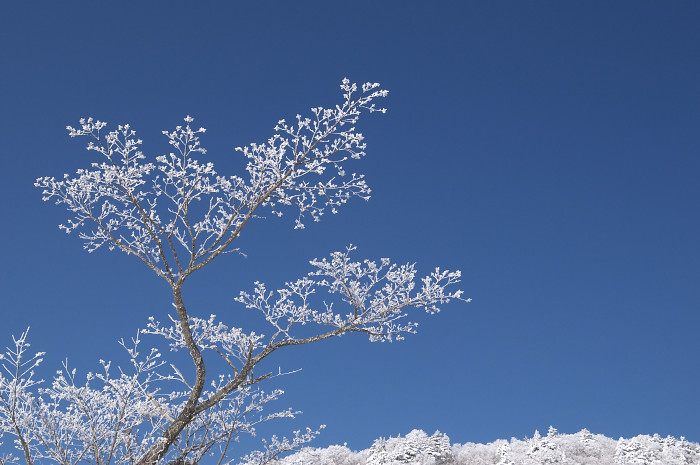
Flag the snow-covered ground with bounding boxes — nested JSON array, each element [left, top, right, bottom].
[[278, 427, 700, 464]]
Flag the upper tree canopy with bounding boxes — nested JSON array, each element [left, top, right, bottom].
[[36, 80, 388, 285]]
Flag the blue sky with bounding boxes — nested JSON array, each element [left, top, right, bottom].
[[1, 0, 699, 452]]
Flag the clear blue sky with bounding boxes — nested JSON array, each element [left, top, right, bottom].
[[1, 0, 699, 452]]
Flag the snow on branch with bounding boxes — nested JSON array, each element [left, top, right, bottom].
[[143, 314, 265, 368], [236, 246, 468, 343], [0, 329, 312, 465], [35, 80, 388, 284], [237, 426, 325, 465]]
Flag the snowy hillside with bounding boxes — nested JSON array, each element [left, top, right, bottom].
[[278, 427, 700, 464]]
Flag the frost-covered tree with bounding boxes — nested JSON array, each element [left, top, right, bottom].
[[560, 428, 615, 465], [527, 430, 566, 465], [0, 80, 467, 465], [613, 433, 700, 465], [494, 442, 514, 465], [366, 430, 454, 465], [278, 444, 365, 465], [451, 440, 501, 465], [614, 435, 663, 464]]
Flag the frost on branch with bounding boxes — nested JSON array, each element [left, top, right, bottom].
[[143, 314, 265, 369], [235, 246, 467, 343], [0, 330, 311, 465], [237, 426, 325, 465], [35, 80, 388, 284]]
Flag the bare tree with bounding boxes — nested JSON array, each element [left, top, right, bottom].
[[0, 80, 466, 465]]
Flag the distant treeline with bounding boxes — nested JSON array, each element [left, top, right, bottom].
[[278, 427, 700, 464]]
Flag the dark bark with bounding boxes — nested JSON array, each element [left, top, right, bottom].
[[137, 285, 206, 465]]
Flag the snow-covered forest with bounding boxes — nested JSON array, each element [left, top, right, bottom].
[[278, 428, 700, 465]]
